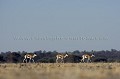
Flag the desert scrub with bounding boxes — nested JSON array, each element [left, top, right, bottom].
[[0, 63, 120, 79]]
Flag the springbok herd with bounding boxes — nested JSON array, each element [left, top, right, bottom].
[[23, 53, 95, 63]]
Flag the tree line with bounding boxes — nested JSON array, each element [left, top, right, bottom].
[[0, 49, 120, 63]]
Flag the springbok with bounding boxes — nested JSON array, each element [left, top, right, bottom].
[[23, 53, 37, 63], [81, 53, 95, 63], [56, 53, 69, 63]]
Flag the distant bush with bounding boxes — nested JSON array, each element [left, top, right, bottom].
[[0, 49, 120, 63]]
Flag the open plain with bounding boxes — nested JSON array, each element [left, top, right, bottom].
[[0, 63, 120, 79]]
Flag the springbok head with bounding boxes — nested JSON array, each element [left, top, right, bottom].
[[91, 53, 95, 57], [33, 53, 37, 57], [64, 53, 69, 58]]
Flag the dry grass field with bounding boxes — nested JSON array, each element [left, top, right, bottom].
[[0, 63, 120, 79]]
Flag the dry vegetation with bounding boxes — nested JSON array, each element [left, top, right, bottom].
[[0, 63, 120, 79]]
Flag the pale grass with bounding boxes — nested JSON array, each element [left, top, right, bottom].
[[0, 63, 120, 79]]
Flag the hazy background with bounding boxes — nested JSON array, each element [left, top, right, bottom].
[[0, 0, 120, 52]]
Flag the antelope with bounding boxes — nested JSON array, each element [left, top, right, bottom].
[[56, 53, 69, 63], [23, 53, 37, 63], [81, 53, 95, 63]]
